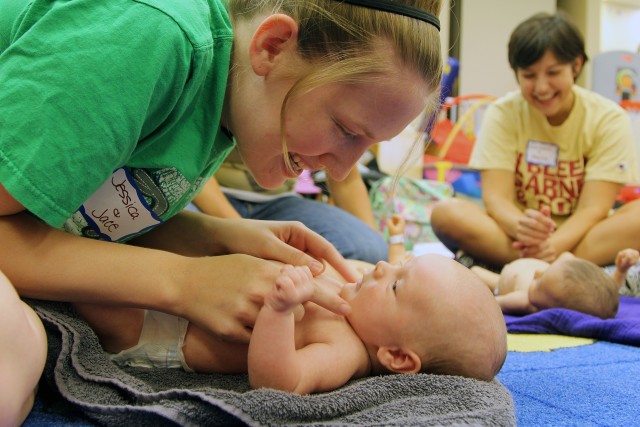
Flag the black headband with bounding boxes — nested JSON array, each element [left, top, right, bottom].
[[336, 0, 440, 31]]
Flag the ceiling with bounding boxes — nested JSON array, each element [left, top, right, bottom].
[[604, 0, 640, 9]]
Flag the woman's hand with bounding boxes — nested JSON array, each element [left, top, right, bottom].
[[514, 239, 558, 262], [210, 218, 358, 282], [514, 207, 555, 247], [512, 207, 558, 261], [178, 254, 350, 343]]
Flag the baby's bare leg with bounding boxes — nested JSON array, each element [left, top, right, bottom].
[[0, 271, 47, 427], [182, 323, 249, 374], [611, 249, 640, 289], [74, 303, 144, 353]]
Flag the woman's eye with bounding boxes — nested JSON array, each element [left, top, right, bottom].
[[335, 121, 357, 140]]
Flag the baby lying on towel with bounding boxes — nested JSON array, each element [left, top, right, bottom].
[[77, 216, 507, 394]]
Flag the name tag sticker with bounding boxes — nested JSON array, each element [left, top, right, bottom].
[[526, 140, 558, 166], [80, 168, 162, 242]]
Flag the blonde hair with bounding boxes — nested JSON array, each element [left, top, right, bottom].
[[227, 0, 443, 173]]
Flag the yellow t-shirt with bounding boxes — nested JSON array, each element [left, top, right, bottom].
[[470, 86, 637, 220]]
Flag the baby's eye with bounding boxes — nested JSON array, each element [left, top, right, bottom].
[[392, 282, 398, 294]]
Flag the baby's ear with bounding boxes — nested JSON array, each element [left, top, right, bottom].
[[377, 347, 421, 374]]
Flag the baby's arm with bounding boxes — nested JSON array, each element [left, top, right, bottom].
[[386, 214, 409, 265], [495, 290, 537, 315], [470, 266, 500, 293], [248, 266, 359, 394], [611, 249, 640, 289]]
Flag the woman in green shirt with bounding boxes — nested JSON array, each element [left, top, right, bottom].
[[0, 1, 443, 421]]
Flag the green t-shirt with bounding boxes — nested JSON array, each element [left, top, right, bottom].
[[0, 0, 234, 241]]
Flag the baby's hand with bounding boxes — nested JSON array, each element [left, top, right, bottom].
[[615, 249, 640, 273], [386, 214, 406, 236], [265, 265, 315, 313]]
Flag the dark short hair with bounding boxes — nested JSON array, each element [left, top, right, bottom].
[[508, 12, 588, 77]]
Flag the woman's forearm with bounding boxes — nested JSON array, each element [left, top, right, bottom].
[[484, 196, 523, 239], [0, 212, 184, 310], [550, 208, 606, 253], [131, 210, 227, 257]]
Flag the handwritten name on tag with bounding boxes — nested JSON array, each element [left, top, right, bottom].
[[80, 168, 161, 241], [526, 140, 558, 167]]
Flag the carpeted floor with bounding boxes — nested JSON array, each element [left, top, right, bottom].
[[498, 334, 640, 426]]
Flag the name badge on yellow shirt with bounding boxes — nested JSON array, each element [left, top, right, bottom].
[[526, 140, 558, 167], [79, 167, 162, 242]]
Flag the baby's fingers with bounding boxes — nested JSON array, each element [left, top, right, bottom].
[[616, 249, 640, 269], [271, 275, 297, 308], [623, 249, 640, 264]]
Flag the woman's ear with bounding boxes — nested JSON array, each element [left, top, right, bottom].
[[377, 347, 422, 374], [572, 56, 584, 80], [249, 14, 299, 77]]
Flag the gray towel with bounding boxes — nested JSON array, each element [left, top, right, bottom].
[[30, 300, 516, 427]]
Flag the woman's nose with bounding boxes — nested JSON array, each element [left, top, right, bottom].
[[320, 142, 373, 181], [534, 76, 550, 94]]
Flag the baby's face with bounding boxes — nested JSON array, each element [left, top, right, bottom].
[[340, 254, 506, 379], [340, 255, 442, 348]]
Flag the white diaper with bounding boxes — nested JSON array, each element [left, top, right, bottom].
[[109, 310, 193, 372]]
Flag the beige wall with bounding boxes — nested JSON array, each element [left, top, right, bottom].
[[557, 0, 601, 88], [439, 0, 450, 63], [456, 0, 556, 97], [445, 0, 640, 97]]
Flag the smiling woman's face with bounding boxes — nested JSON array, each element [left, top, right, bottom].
[[232, 53, 429, 189], [515, 49, 580, 126]]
